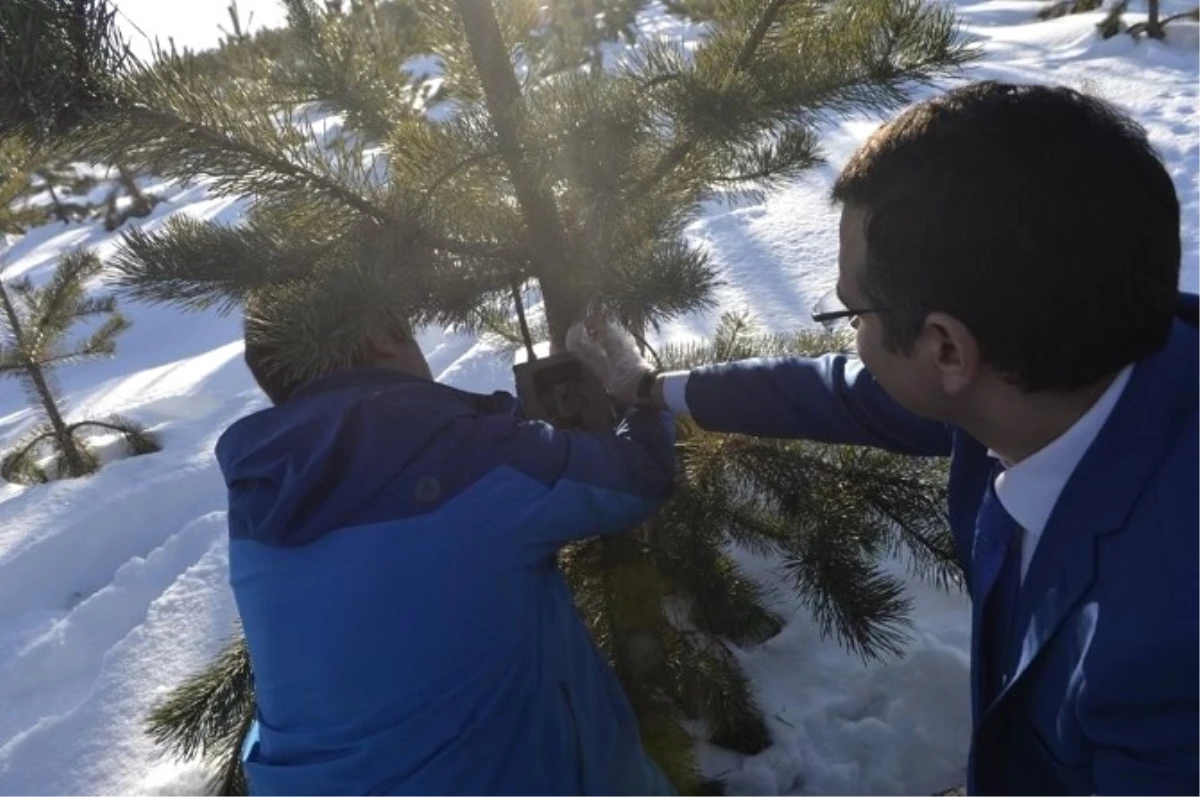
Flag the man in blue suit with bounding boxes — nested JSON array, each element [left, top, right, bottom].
[[219, 309, 676, 794], [569, 82, 1198, 795]]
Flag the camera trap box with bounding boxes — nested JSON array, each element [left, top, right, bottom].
[[513, 352, 612, 432]]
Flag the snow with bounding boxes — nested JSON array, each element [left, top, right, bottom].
[[2, 1, 1197, 794]]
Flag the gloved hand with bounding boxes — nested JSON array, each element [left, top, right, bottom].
[[565, 317, 656, 406]]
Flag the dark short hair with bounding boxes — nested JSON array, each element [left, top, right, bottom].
[[832, 81, 1180, 392], [241, 292, 414, 406], [243, 330, 297, 406]]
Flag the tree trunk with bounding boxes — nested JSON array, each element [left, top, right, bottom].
[[116, 163, 153, 217], [1148, 0, 1160, 30], [0, 283, 90, 477], [454, 0, 583, 349], [454, 5, 687, 787], [45, 181, 70, 223], [25, 361, 88, 476]]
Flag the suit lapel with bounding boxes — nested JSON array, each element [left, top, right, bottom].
[[980, 320, 1196, 719], [987, 520, 1099, 715]]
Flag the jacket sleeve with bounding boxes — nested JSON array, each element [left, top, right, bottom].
[[684, 354, 952, 456], [475, 407, 676, 548]]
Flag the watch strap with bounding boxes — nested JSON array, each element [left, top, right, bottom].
[[635, 370, 660, 404]]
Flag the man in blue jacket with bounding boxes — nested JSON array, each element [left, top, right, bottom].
[[217, 311, 675, 794], [570, 82, 1198, 795]]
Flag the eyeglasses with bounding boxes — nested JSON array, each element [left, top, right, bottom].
[[810, 288, 886, 332]]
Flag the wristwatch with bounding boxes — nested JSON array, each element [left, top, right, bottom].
[[635, 370, 660, 406]]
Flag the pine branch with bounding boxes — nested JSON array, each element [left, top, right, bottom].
[[146, 631, 255, 765], [274, 0, 427, 142], [206, 708, 253, 796], [593, 239, 720, 329], [31, 248, 104, 344], [0, 348, 24, 373], [0, 421, 56, 484], [0, 0, 133, 143], [69, 416, 161, 456], [637, 0, 792, 191], [49, 311, 131, 364], [649, 500, 785, 644], [64, 293, 118, 321], [79, 98, 390, 222], [734, 0, 790, 73], [838, 449, 962, 589], [783, 515, 914, 661], [654, 309, 954, 661], [110, 214, 338, 314], [0, 136, 46, 233], [463, 291, 551, 348], [711, 125, 821, 187], [671, 631, 770, 754], [656, 311, 850, 370], [410, 148, 505, 221], [633, 0, 974, 195]]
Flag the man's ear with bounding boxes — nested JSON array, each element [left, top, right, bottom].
[[919, 312, 982, 395]]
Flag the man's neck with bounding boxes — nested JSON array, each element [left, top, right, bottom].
[[961, 371, 1121, 465], [366, 352, 433, 382]]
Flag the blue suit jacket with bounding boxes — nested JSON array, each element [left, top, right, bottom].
[[684, 297, 1199, 795], [217, 369, 676, 795]]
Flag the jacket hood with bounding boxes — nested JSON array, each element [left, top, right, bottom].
[[215, 368, 514, 546]]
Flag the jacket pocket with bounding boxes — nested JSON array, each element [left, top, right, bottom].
[[560, 682, 588, 795], [1029, 723, 1092, 795]]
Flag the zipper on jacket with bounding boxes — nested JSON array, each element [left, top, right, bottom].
[[559, 682, 588, 794]]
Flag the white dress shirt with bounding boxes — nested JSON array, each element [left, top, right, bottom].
[[659, 364, 1135, 583], [993, 364, 1133, 581], [660, 371, 692, 417]]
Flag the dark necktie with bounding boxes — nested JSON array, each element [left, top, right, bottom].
[[973, 468, 1022, 705]]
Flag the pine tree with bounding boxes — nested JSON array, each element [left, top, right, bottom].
[[0, 137, 158, 484], [0, 0, 134, 143], [14, 150, 101, 225], [1101, 1, 1199, 39], [1041, 0, 1199, 37], [0, 247, 161, 483], [1036, 0, 1102, 22], [29, 155, 99, 224], [0, 138, 48, 233], [531, 0, 649, 71], [3, 0, 972, 791], [100, 160, 159, 232]]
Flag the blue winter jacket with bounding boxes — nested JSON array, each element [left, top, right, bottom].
[[682, 295, 1199, 795], [215, 368, 676, 796]]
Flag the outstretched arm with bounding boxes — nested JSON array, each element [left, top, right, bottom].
[[467, 406, 676, 549], [674, 355, 951, 456], [567, 319, 950, 457]]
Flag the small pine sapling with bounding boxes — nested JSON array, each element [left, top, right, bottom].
[[0, 249, 159, 484]]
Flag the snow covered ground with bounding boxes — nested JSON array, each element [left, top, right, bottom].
[[1, 1, 1196, 794]]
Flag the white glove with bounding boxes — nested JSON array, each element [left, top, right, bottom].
[[565, 318, 656, 405]]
